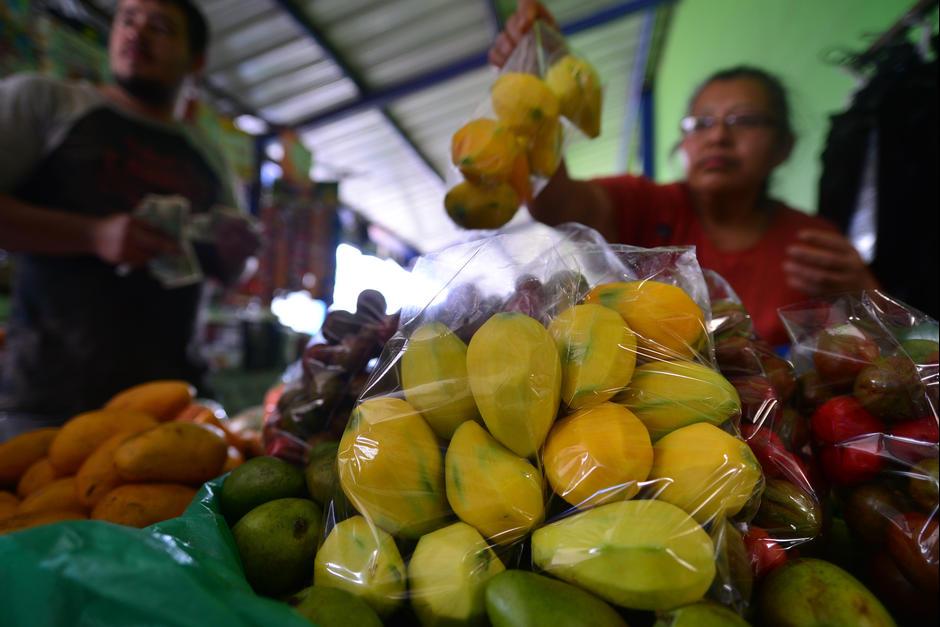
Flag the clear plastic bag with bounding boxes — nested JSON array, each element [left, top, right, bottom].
[[317, 225, 765, 623], [444, 22, 602, 230], [778, 291, 939, 624]]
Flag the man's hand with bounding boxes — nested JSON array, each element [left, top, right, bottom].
[[488, 0, 557, 68], [210, 212, 261, 284], [784, 229, 880, 295], [91, 213, 179, 267]]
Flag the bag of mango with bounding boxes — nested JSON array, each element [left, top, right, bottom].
[[444, 21, 603, 230], [313, 226, 768, 625]]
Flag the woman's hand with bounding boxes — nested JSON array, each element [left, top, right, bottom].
[[783, 229, 880, 295], [488, 0, 557, 68]]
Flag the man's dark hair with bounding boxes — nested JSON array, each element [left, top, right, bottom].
[[165, 0, 209, 56]]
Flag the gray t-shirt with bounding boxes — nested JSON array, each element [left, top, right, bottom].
[[0, 73, 234, 420]]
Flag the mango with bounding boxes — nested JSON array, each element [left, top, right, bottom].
[[17, 477, 85, 516], [338, 397, 449, 538], [466, 312, 561, 458], [305, 441, 340, 505], [402, 322, 481, 439], [292, 585, 382, 627], [219, 455, 307, 524], [532, 499, 716, 610], [491, 72, 559, 138], [105, 379, 195, 421], [75, 434, 132, 509], [0, 427, 58, 487], [91, 483, 196, 528], [485, 570, 627, 627], [445, 421, 543, 545], [314, 516, 406, 617], [49, 410, 158, 474], [527, 116, 562, 177], [545, 54, 602, 138], [0, 509, 86, 535], [548, 304, 637, 409], [409, 522, 505, 626], [757, 558, 895, 627], [0, 491, 18, 519], [654, 601, 751, 627], [619, 360, 741, 440], [451, 118, 520, 183], [542, 402, 652, 508], [233, 497, 321, 597], [649, 423, 762, 524], [586, 281, 706, 359], [113, 422, 227, 485], [508, 149, 533, 203], [17, 457, 59, 499], [445, 180, 520, 230]]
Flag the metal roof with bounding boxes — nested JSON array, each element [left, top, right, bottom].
[[87, 0, 670, 253]]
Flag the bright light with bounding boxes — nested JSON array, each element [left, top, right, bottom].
[[332, 244, 440, 314], [260, 161, 282, 186], [234, 114, 268, 135], [271, 291, 327, 335], [266, 141, 285, 162]]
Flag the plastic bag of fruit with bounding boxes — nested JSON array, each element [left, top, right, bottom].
[[444, 21, 602, 230], [317, 224, 769, 624], [778, 290, 939, 624], [701, 270, 823, 604]]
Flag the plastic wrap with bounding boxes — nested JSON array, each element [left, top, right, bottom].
[[315, 226, 765, 623], [779, 291, 939, 624], [444, 22, 602, 229]]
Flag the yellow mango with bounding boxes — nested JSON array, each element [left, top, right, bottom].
[[649, 422, 762, 524], [48, 410, 158, 474], [17, 457, 59, 499], [548, 304, 637, 409], [75, 433, 135, 508], [0, 427, 59, 487], [338, 398, 449, 538], [445, 421, 543, 545], [491, 72, 560, 137], [466, 312, 561, 458], [444, 181, 519, 230], [0, 510, 86, 535], [0, 491, 19, 519], [619, 360, 740, 441], [91, 483, 196, 528], [17, 477, 85, 516], [401, 322, 480, 440], [545, 54, 602, 138], [451, 118, 520, 183], [542, 403, 652, 508], [105, 379, 195, 421], [314, 516, 406, 617], [585, 281, 706, 359], [527, 116, 563, 177]]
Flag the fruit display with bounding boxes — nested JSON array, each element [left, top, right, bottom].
[[0, 380, 258, 534], [445, 22, 603, 230], [777, 291, 939, 624]]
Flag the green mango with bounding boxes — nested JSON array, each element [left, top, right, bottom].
[[485, 570, 627, 627], [408, 522, 505, 626], [654, 601, 751, 626], [758, 558, 896, 627], [304, 441, 339, 505], [619, 361, 741, 441], [402, 322, 481, 439], [220, 455, 307, 524], [532, 499, 715, 611], [313, 516, 406, 617], [445, 420, 544, 545], [232, 497, 321, 597], [292, 585, 382, 627], [754, 479, 822, 541], [466, 312, 561, 457]]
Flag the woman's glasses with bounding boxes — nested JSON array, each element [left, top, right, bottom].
[[680, 113, 778, 135]]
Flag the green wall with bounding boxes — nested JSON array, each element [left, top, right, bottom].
[[654, 0, 918, 213]]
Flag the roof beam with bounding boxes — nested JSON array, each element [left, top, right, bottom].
[[270, 0, 445, 180], [279, 0, 674, 135]]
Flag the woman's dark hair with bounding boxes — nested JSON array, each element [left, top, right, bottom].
[[688, 65, 795, 146]]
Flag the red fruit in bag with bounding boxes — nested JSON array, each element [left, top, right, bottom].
[[743, 525, 787, 579], [732, 375, 779, 424], [886, 511, 939, 593], [810, 396, 883, 446], [813, 325, 880, 388], [867, 550, 940, 624], [761, 353, 797, 401], [818, 438, 884, 487], [886, 416, 940, 465], [741, 424, 813, 493]]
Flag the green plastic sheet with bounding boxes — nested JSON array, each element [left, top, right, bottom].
[[0, 479, 313, 627]]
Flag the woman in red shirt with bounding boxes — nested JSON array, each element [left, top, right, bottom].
[[491, 1, 878, 346]]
